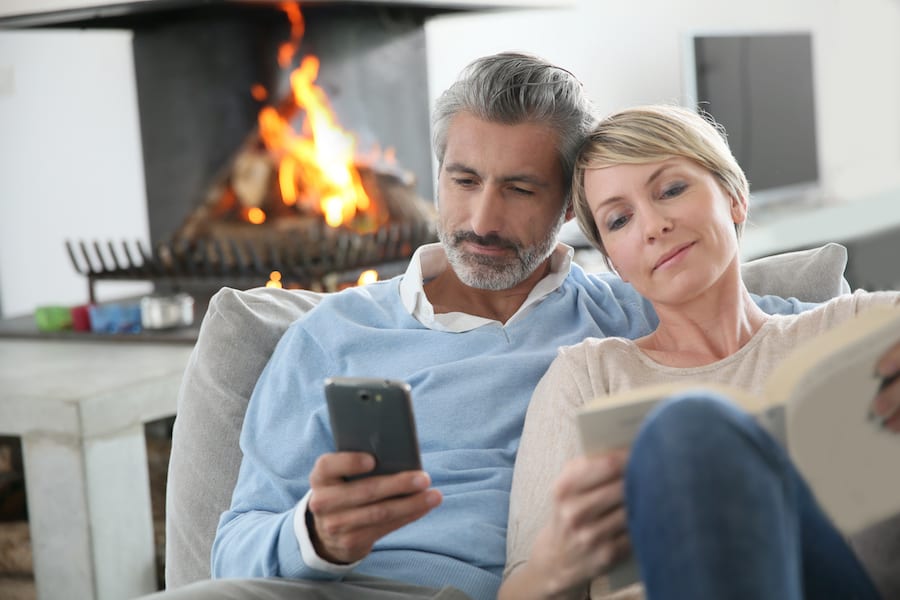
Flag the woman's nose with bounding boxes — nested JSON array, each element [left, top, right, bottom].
[[642, 206, 673, 241]]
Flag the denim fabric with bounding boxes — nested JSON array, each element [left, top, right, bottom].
[[625, 392, 880, 600]]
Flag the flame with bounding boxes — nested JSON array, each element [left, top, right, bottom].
[[254, 3, 380, 231], [246, 207, 266, 224], [278, 156, 298, 206], [357, 270, 379, 286], [278, 2, 305, 68], [250, 84, 268, 102], [266, 270, 283, 288]]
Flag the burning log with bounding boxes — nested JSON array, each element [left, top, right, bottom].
[[176, 157, 435, 251]]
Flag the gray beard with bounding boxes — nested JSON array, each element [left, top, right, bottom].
[[437, 211, 566, 291]]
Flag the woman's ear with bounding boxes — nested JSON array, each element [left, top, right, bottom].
[[730, 193, 749, 224]]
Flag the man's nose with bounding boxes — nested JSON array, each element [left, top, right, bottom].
[[470, 187, 506, 237]]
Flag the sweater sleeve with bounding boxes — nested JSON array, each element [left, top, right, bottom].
[[211, 321, 344, 581], [785, 290, 900, 341], [505, 347, 594, 579]]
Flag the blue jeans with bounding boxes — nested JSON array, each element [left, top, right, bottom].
[[625, 392, 880, 600]]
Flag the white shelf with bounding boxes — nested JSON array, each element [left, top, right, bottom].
[[741, 188, 900, 260]]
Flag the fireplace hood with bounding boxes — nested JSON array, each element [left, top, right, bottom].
[[0, 0, 570, 27]]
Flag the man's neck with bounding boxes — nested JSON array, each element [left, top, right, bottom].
[[423, 258, 553, 324]]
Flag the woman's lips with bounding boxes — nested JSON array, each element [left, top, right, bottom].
[[653, 242, 695, 271]]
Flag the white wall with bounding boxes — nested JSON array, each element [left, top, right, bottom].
[[0, 30, 151, 318], [2, 2, 899, 318], [425, 0, 900, 254]]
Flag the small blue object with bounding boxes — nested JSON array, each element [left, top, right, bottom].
[[88, 303, 142, 334]]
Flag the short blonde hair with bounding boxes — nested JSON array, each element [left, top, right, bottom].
[[572, 105, 749, 257]]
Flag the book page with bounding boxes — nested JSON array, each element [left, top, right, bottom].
[[785, 308, 900, 535]]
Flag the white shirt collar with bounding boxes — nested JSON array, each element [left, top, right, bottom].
[[398, 242, 574, 332]]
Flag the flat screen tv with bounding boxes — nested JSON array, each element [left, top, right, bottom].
[[683, 32, 821, 209]]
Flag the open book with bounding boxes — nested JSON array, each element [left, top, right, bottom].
[[576, 306, 900, 591]]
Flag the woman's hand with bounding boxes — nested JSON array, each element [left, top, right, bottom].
[[525, 449, 632, 598], [873, 341, 900, 432]]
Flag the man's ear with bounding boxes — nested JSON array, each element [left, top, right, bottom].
[[730, 193, 749, 224], [564, 201, 575, 222]]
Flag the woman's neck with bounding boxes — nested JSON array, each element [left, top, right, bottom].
[[637, 272, 771, 368]]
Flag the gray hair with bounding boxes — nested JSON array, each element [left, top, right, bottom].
[[431, 52, 596, 206]]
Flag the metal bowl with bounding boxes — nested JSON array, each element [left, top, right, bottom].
[[140, 293, 194, 330]]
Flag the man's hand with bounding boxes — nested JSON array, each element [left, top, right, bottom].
[[526, 449, 631, 598], [306, 452, 442, 564], [873, 341, 900, 432]]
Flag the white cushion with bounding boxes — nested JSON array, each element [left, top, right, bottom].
[[740, 242, 850, 302]]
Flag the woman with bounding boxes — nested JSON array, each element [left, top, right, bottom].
[[500, 105, 899, 600]]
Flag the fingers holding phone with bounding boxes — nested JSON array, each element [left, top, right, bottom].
[[307, 452, 441, 564], [307, 377, 440, 564]]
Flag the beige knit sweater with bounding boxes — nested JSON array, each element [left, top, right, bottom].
[[505, 291, 899, 600]]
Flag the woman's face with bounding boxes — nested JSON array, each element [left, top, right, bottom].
[[584, 157, 747, 305]]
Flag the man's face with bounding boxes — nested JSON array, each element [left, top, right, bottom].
[[436, 112, 569, 291]]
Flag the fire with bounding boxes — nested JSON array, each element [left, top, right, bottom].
[[250, 84, 268, 102], [266, 271, 283, 288], [246, 207, 267, 224], [254, 3, 380, 231], [357, 270, 379, 286]]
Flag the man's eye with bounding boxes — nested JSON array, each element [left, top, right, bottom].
[[511, 187, 534, 196], [453, 178, 476, 187]]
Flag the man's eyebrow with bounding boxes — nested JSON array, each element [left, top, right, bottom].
[[443, 163, 550, 188], [500, 174, 551, 188], [443, 163, 478, 176]]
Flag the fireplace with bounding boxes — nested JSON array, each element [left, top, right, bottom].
[[1, 0, 531, 307]]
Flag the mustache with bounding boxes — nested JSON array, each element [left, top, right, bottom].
[[450, 231, 519, 251]]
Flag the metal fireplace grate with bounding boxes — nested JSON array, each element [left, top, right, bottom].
[[66, 220, 436, 303]]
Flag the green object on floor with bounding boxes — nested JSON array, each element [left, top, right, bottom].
[[34, 306, 73, 332]]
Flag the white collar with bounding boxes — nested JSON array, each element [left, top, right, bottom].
[[398, 242, 574, 332]]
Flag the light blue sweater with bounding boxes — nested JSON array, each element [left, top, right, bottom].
[[212, 263, 806, 599]]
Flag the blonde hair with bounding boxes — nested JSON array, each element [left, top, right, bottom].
[[572, 105, 749, 257]]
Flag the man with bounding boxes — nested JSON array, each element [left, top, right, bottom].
[[149, 52, 821, 600]]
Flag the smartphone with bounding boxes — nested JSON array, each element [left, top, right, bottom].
[[324, 377, 422, 479]]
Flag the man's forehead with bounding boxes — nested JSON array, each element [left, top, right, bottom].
[[441, 113, 561, 179], [445, 112, 558, 144]]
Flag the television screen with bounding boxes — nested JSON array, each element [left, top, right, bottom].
[[684, 32, 820, 207]]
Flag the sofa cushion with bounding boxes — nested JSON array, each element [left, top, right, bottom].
[[164, 243, 850, 589], [740, 242, 850, 302], [164, 287, 322, 588]]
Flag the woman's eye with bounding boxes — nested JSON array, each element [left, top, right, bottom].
[[661, 183, 687, 199], [607, 214, 629, 231]]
